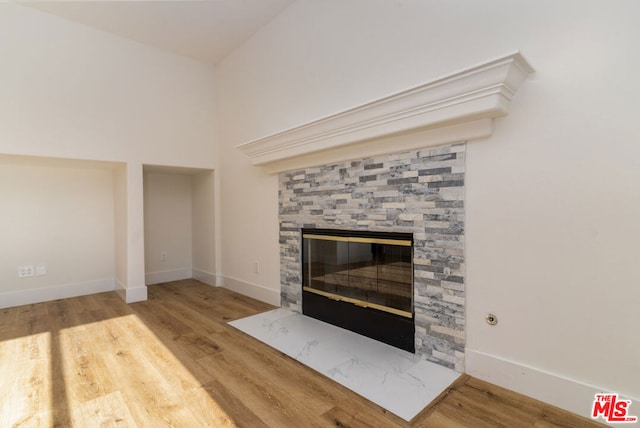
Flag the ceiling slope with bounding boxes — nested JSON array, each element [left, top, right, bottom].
[[20, 0, 295, 64]]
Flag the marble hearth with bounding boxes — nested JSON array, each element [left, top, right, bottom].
[[229, 308, 461, 421]]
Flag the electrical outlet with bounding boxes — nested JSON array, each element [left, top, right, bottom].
[[254, 261, 260, 274], [160, 251, 168, 262], [18, 265, 34, 278], [36, 264, 47, 276]]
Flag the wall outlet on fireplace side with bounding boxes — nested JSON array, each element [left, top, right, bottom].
[[486, 313, 498, 325], [160, 251, 168, 262], [254, 261, 260, 274]]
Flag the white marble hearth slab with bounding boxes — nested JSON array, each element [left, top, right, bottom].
[[229, 308, 461, 421]]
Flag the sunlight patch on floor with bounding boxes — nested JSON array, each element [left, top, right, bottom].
[[0, 332, 53, 427], [1, 313, 238, 427], [57, 314, 238, 427]]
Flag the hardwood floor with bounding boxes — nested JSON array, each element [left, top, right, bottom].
[[0, 279, 603, 427]]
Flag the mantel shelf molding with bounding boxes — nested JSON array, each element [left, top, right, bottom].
[[236, 51, 534, 173]]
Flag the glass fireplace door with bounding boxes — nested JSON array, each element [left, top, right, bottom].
[[303, 236, 349, 296], [302, 231, 413, 318]]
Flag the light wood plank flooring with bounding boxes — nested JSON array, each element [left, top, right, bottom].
[[0, 279, 602, 427]]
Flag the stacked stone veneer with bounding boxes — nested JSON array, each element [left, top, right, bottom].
[[278, 143, 466, 371]]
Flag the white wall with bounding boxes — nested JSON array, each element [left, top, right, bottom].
[[0, 4, 218, 302], [0, 4, 217, 167], [144, 172, 193, 284], [215, 0, 640, 417]]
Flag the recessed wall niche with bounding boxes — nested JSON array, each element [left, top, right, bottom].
[[0, 154, 123, 308], [142, 165, 216, 287]]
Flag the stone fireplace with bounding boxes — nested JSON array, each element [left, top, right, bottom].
[[237, 52, 533, 373], [279, 144, 466, 369]]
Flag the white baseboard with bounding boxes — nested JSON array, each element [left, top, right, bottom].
[[192, 268, 218, 287], [220, 276, 280, 306], [124, 285, 147, 303], [0, 278, 115, 309], [465, 349, 639, 421], [114, 279, 147, 303], [115, 279, 127, 301], [145, 268, 192, 285]]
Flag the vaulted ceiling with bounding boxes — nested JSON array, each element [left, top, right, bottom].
[[19, 0, 295, 64]]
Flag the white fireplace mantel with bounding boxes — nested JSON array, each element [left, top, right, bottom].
[[236, 51, 534, 173]]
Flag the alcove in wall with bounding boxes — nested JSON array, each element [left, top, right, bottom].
[[142, 165, 216, 287], [0, 154, 125, 308]]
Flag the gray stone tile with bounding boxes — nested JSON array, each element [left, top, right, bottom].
[[278, 143, 466, 371]]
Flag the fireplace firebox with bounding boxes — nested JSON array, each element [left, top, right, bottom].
[[302, 228, 415, 352]]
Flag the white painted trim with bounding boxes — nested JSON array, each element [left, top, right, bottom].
[[466, 349, 640, 421], [237, 51, 533, 171], [0, 278, 115, 309], [213, 169, 223, 287], [114, 279, 147, 303], [192, 268, 217, 286], [124, 285, 147, 303], [145, 268, 192, 285], [221, 275, 280, 306]]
